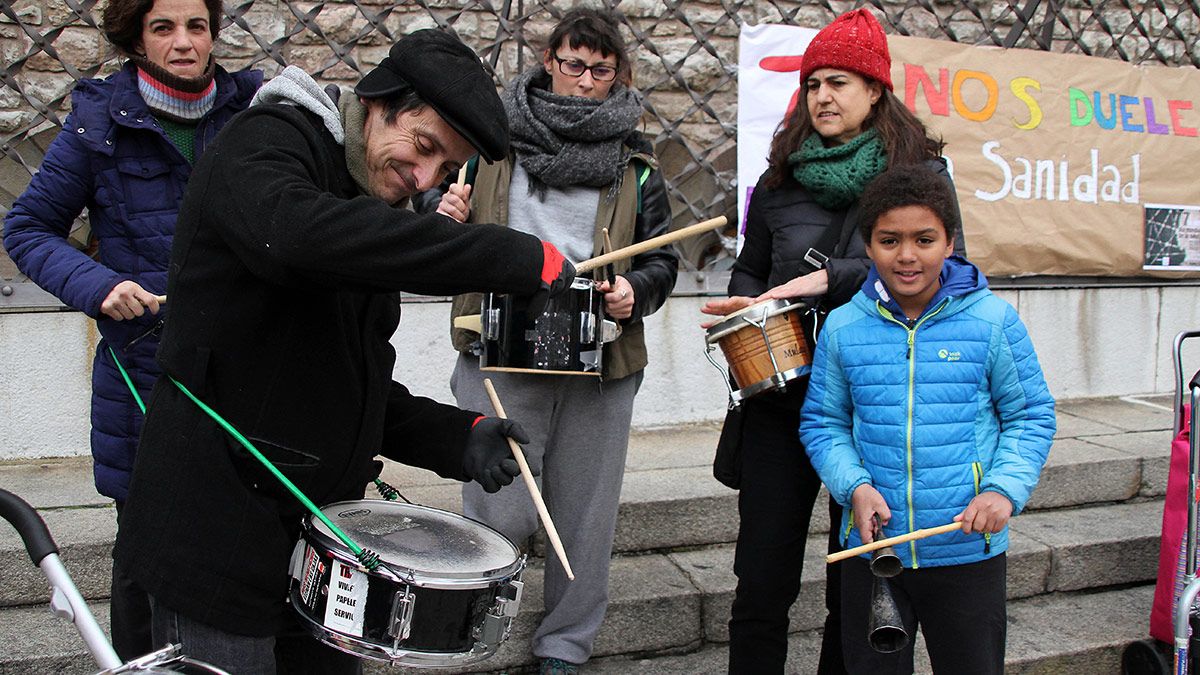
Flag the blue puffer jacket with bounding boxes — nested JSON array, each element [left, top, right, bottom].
[[800, 256, 1055, 568], [3, 62, 262, 501]]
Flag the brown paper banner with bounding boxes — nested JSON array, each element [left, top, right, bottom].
[[889, 37, 1200, 277]]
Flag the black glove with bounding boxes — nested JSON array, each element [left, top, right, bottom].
[[526, 241, 576, 318], [463, 417, 535, 493]]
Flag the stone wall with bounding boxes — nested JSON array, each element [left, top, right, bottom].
[[1, 0, 1196, 281], [2, 0, 1196, 198]]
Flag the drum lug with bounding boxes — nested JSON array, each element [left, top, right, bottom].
[[499, 577, 523, 618], [599, 319, 619, 344], [482, 307, 500, 341], [388, 587, 416, 644], [477, 577, 524, 648], [579, 311, 595, 344]]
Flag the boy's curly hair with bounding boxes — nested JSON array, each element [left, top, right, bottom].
[[857, 164, 960, 243]]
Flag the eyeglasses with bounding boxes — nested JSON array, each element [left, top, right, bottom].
[[551, 54, 618, 82]]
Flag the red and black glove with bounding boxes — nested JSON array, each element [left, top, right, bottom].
[[463, 416, 537, 493], [525, 241, 576, 317]]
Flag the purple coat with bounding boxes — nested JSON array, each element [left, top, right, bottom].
[[3, 62, 261, 501]]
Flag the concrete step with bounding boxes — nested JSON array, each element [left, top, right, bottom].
[[1, 563, 1156, 675], [669, 498, 1163, 643], [581, 585, 1158, 675], [0, 601, 111, 675], [0, 396, 1176, 609]]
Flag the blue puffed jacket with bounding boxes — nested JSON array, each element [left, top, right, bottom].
[[799, 256, 1055, 568], [3, 62, 261, 501]]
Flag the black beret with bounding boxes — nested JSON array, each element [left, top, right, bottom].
[[355, 29, 509, 162]]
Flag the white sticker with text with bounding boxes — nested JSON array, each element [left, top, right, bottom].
[[324, 559, 368, 637]]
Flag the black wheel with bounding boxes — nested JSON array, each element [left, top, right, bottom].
[[1121, 639, 1171, 675]]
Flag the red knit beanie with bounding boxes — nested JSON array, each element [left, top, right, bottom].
[[800, 9, 893, 92]]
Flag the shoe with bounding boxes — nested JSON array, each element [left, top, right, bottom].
[[539, 657, 579, 674]]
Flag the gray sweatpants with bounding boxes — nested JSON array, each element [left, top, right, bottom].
[[452, 354, 639, 665]]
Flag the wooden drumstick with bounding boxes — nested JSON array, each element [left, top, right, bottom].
[[154, 295, 166, 305], [482, 378, 575, 581], [456, 163, 469, 188], [826, 521, 963, 564], [574, 216, 727, 274], [601, 228, 615, 284]]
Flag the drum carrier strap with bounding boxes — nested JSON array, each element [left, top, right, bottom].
[[168, 376, 386, 572]]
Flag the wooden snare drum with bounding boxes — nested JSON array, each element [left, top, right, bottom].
[[704, 299, 813, 404]]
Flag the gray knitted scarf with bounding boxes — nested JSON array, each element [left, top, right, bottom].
[[503, 68, 644, 198]]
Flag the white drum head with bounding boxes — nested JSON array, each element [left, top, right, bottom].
[[310, 501, 519, 582]]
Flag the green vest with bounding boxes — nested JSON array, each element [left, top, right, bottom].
[[449, 154, 655, 381]]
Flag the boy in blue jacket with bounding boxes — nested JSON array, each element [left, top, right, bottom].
[[799, 165, 1055, 673]]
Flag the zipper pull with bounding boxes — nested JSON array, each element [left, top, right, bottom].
[[984, 532, 992, 554]]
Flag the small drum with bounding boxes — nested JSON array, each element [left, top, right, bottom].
[[704, 299, 814, 404], [480, 277, 619, 375], [289, 501, 525, 668]]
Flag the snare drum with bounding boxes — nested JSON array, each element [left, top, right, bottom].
[[704, 299, 813, 404], [479, 277, 619, 375], [288, 501, 525, 668]]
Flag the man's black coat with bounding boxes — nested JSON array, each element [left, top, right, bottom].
[[114, 102, 547, 636]]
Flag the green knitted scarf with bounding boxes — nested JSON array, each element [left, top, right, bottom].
[[788, 129, 887, 210]]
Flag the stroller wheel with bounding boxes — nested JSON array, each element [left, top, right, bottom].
[[1121, 639, 1170, 675]]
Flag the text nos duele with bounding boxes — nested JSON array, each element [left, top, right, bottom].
[[901, 64, 1197, 138]]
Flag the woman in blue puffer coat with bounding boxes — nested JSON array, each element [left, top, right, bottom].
[[2, 0, 260, 659]]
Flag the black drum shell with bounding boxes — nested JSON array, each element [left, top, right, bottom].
[[289, 545, 506, 653], [480, 279, 604, 374]]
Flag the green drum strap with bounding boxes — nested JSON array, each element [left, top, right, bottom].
[[168, 376, 381, 570], [107, 347, 147, 415]]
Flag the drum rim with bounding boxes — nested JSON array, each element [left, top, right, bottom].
[[303, 501, 524, 586], [704, 299, 806, 343], [730, 365, 812, 403]]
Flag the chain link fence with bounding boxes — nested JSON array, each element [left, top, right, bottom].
[[1, 0, 1197, 295]]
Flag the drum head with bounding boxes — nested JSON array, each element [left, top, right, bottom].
[[705, 298, 805, 343], [310, 501, 520, 582]]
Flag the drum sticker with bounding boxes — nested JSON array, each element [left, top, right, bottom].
[[298, 545, 324, 612], [324, 559, 368, 637]]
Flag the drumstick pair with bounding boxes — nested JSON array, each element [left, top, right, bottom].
[[483, 378, 576, 581]]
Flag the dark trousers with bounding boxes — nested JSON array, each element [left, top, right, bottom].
[[840, 553, 1007, 675], [728, 391, 845, 674], [111, 501, 153, 661], [149, 595, 362, 674]]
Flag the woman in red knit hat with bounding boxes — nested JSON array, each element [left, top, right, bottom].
[[702, 8, 965, 673]]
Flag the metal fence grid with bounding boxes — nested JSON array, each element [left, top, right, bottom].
[[1, 0, 1197, 289]]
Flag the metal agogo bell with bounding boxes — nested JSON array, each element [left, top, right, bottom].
[[869, 545, 902, 578], [868, 575, 910, 653]]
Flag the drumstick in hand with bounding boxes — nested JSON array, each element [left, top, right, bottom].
[[575, 216, 726, 274], [456, 163, 469, 188], [483, 378, 575, 581], [826, 522, 963, 564]]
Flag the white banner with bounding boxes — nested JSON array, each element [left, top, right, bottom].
[[736, 24, 818, 251]]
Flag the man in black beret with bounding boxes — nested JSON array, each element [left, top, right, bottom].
[[113, 29, 574, 673]]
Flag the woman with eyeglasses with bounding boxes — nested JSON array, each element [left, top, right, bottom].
[[428, 8, 677, 674], [2, 0, 260, 661]]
